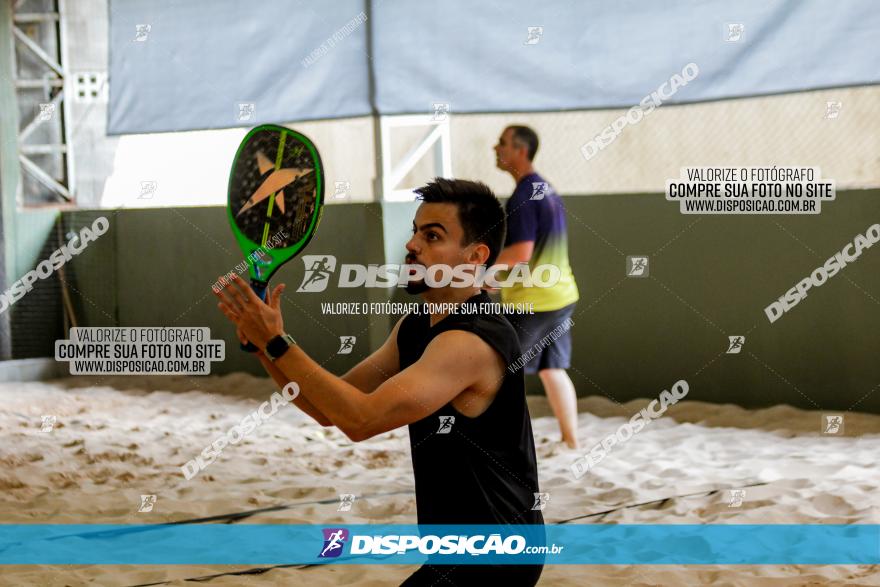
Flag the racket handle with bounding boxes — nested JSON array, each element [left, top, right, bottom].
[[240, 280, 268, 353]]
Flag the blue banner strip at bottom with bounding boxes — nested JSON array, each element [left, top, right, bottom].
[[0, 524, 877, 565]]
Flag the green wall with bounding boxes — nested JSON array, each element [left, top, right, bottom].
[[64, 204, 388, 376], [56, 190, 880, 413], [556, 191, 879, 414]]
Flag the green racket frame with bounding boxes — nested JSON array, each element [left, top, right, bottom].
[[226, 124, 325, 293]]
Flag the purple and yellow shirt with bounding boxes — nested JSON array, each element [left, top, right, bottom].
[[501, 172, 579, 312]]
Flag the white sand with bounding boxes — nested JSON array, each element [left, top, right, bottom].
[[1, 374, 879, 586]]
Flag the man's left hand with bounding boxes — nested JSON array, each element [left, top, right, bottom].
[[213, 273, 286, 350]]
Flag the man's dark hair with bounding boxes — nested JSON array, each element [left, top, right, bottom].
[[507, 125, 539, 161], [414, 178, 506, 267]]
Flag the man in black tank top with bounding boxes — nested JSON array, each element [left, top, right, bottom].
[[213, 178, 544, 585], [397, 290, 545, 585]]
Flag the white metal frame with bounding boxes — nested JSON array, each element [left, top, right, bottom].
[[379, 114, 452, 202], [11, 0, 74, 203]]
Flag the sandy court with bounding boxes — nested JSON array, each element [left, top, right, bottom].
[[1, 374, 878, 586]]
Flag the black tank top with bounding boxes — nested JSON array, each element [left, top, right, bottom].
[[397, 291, 545, 526]]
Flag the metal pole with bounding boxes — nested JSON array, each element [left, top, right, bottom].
[[0, 1, 21, 359]]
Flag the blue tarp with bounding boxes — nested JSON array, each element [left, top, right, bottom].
[[108, 0, 371, 134], [108, 0, 880, 135]]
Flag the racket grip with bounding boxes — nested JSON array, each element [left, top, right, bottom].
[[240, 280, 268, 353]]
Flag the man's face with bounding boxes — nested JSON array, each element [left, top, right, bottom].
[[494, 128, 523, 172], [404, 203, 478, 294]]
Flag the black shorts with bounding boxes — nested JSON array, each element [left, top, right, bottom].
[[401, 563, 543, 586], [504, 303, 575, 374]]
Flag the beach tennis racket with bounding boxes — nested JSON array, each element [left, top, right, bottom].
[[226, 124, 324, 351]]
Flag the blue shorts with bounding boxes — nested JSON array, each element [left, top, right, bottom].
[[504, 303, 576, 374]]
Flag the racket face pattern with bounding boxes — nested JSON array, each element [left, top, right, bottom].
[[226, 124, 324, 284]]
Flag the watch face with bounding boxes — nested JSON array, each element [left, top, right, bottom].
[[266, 335, 286, 360], [267, 334, 295, 360]]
